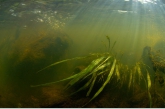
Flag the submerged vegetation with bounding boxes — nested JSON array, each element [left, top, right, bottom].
[[31, 36, 165, 107], [1, 0, 165, 108]]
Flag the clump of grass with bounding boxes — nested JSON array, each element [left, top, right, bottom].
[[31, 36, 153, 107]]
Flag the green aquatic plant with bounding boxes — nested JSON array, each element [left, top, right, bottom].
[[110, 41, 116, 52], [106, 35, 110, 51], [31, 53, 117, 106], [146, 69, 152, 108], [31, 53, 152, 107], [31, 36, 153, 107]]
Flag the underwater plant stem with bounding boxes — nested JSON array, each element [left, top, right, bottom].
[[146, 70, 152, 108], [106, 35, 110, 52], [70, 76, 93, 96], [128, 70, 132, 90], [86, 75, 97, 96], [148, 91, 152, 108], [110, 41, 116, 52], [115, 64, 120, 81]]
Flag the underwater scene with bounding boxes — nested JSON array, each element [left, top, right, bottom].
[[1, 0, 165, 108]]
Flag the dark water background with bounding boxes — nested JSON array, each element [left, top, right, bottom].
[[0, 0, 165, 107]]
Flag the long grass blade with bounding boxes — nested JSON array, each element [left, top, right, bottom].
[[95, 62, 111, 72], [128, 69, 132, 90], [115, 64, 120, 81], [148, 91, 152, 108], [110, 41, 116, 52], [32, 57, 105, 88], [146, 69, 152, 108], [70, 76, 93, 96], [82, 59, 116, 107], [86, 75, 97, 97], [137, 63, 142, 85], [106, 35, 110, 52], [37, 56, 88, 73], [65, 56, 106, 89], [146, 70, 151, 90], [97, 69, 110, 76], [132, 66, 136, 93], [81, 56, 111, 81], [89, 56, 111, 74], [31, 73, 79, 87]]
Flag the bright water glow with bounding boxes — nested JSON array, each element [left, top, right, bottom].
[[137, 0, 157, 4], [64, 0, 165, 59]]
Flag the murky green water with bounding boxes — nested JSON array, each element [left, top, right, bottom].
[[0, 0, 165, 107]]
